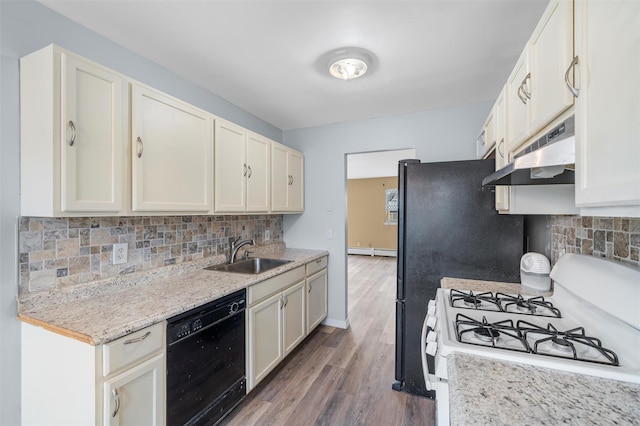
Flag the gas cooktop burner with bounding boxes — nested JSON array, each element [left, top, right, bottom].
[[455, 314, 530, 352], [517, 321, 619, 366], [497, 293, 562, 318], [473, 327, 501, 342], [450, 289, 501, 311]]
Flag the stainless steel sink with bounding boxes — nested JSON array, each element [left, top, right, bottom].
[[205, 258, 292, 274]]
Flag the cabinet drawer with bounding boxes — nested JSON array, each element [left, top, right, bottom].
[[102, 322, 164, 377], [248, 266, 305, 306], [306, 256, 328, 276]]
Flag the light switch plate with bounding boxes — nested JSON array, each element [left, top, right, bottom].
[[113, 243, 128, 265]]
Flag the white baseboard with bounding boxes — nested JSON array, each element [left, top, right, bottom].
[[347, 248, 397, 257], [322, 317, 350, 329]]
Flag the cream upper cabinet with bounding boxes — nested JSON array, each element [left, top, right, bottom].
[[246, 133, 271, 212], [271, 142, 304, 213], [214, 120, 247, 212], [20, 45, 127, 216], [528, 0, 574, 134], [493, 87, 510, 213], [506, 0, 574, 154], [131, 84, 213, 213], [214, 120, 271, 213], [506, 47, 530, 152], [574, 0, 640, 216]]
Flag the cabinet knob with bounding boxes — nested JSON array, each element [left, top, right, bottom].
[[67, 120, 76, 146]]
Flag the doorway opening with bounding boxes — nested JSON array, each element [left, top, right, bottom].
[[345, 148, 415, 313]]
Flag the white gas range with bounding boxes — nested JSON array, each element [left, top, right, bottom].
[[422, 254, 640, 426]]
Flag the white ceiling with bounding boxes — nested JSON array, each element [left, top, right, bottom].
[[38, 0, 549, 131]]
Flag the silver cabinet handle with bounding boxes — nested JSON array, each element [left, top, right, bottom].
[[283, 294, 288, 308], [279, 295, 284, 310], [243, 163, 247, 177], [136, 137, 144, 158], [123, 331, 151, 345], [112, 388, 120, 418], [564, 55, 580, 98], [521, 73, 532, 99], [247, 165, 252, 178], [308, 284, 312, 293], [68, 120, 77, 146], [498, 139, 505, 159], [316, 259, 322, 264], [517, 84, 527, 105]]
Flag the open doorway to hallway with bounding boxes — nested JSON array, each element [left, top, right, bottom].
[[345, 148, 415, 312]]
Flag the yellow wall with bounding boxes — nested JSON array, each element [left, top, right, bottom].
[[347, 177, 398, 250]]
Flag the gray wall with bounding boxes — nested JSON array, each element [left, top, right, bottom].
[[0, 1, 281, 423], [282, 101, 492, 325]]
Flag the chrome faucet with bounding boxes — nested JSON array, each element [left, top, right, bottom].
[[230, 238, 255, 263]]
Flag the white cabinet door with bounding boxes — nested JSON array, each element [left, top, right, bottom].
[[271, 143, 304, 213], [574, 0, 640, 214], [506, 47, 530, 153], [288, 150, 304, 212], [493, 86, 510, 212], [306, 269, 328, 334], [246, 133, 271, 212], [103, 354, 164, 426], [529, 0, 574, 134], [271, 143, 290, 211], [214, 120, 247, 212], [248, 292, 283, 390], [131, 84, 213, 212], [61, 53, 125, 213], [282, 280, 306, 356]]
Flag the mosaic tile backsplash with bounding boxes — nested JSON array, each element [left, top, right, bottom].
[[551, 216, 640, 267], [19, 215, 283, 294]]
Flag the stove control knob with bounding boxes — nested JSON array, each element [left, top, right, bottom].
[[426, 341, 438, 357], [230, 302, 240, 313], [427, 300, 436, 317], [426, 315, 437, 329], [427, 331, 437, 343]]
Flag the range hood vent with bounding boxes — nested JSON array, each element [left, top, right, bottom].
[[482, 117, 576, 187]]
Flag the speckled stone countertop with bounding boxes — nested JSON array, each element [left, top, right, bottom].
[[448, 353, 640, 425], [17, 247, 328, 345], [441, 277, 552, 297], [440, 277, 640, 425]]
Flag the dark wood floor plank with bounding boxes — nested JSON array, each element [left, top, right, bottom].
[[221, 254, 436, 426]]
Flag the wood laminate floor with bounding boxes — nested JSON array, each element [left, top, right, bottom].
[[222, 255, 436, 426]]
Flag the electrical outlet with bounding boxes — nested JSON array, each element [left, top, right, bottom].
[[264, 230, 271, 241], [326, 228, 333, 240], [113, 243, 128, 265]]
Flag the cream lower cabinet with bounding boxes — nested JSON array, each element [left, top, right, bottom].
[[247, 266, 305, 391], [20, 44, 127, 216], [22, 321, 165, 425], [574, 0, 640, 217], [306, 256, 328, 334], [131, 83, 213, 213], [271, 142, 304, 213]]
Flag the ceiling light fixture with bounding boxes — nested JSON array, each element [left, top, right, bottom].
[[327, 47, 373, 81]]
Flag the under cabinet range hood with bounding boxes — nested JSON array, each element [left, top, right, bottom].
[[482, 117, 575, 186]]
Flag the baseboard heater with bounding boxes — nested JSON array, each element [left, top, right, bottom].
[[348, 248, 397, 257]]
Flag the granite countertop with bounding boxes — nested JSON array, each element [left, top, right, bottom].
[[17, 247, 328, 345], [440, 277, 640, 425], [448, 353, 640, 425], [441, 277, 552, 297]]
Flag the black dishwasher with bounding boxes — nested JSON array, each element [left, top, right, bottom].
[[166, 289, 246, 426]]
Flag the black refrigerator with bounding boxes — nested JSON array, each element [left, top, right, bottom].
[[393, 159, 523, 397]]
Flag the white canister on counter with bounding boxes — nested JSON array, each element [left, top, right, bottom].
[[520, 252, 552, 291]]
